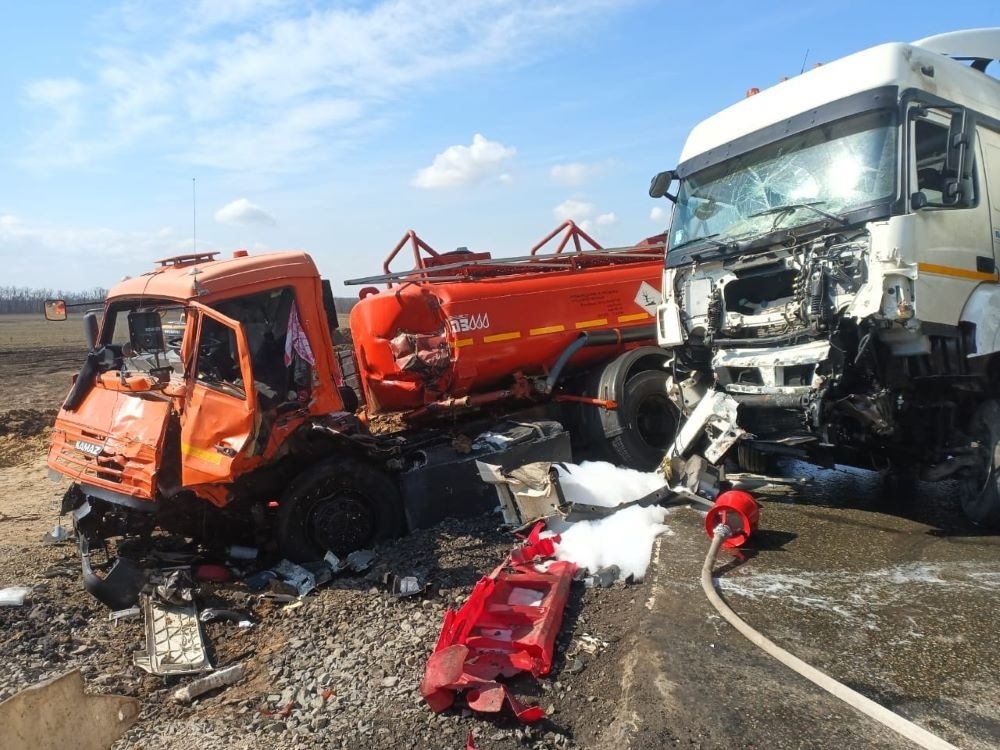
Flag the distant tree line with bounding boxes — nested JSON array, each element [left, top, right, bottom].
[[0, 286, 357, 316], [0, 287, 108, 315]]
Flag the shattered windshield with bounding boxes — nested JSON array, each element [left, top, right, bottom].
[[103, 300, 185, 373], [669, 109, 896, 254]]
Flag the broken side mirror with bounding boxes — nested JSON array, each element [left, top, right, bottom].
[[649, 169, 678, 202], [44, 299, 68, 321], [942, 109, 974, 207]]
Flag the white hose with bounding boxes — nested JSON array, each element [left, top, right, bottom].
[[701, 529, 959, 750]]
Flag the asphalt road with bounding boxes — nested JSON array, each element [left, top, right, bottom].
[[617, 463, 1000, 749]]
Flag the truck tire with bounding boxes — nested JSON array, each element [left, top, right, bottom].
[[961, 399, 1000, 529], [607, 369, 678, 472], [277, 457, 405, 561], [961, 401, 1000, 529]]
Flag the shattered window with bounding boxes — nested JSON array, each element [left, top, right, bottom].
[[670, 109, 896, 250]]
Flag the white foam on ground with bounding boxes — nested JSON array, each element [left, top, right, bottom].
[[543, 461, 671, 581], [717, 560, 1000, 628]]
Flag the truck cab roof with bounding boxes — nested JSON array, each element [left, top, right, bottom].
[[108, 250, 320, 303], [679, 31, 1000, 168]]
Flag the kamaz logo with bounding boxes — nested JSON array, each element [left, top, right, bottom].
[[74, 440, 103, 457], [448, 313, 490, 333]]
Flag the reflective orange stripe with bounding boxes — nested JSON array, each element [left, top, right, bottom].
[[917, 262, 999, 282], [483, 331, 521, 343]]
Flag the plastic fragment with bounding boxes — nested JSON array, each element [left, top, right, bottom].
[[42, 524, 70, 545], [198, 608, 255, 628], [0, 586, 31, 607], [420, 521, 576, 723], [172, 663, 246, 703]]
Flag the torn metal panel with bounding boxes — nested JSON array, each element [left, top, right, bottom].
[[476, 461, 566, 525], [713, 338, 832, 390], [0, 669, 139, 750], [133, 593, 211, 676], [668, 390, 745, 463]]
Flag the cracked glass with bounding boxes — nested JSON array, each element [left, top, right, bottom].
[[670, 109, 896, 251]]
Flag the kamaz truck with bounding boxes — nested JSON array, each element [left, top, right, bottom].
[[651, 28, 1000, 527], [45, 223, 677, 606]]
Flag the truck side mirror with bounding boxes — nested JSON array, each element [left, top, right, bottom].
[[649, 170, 678, 202], [942, 109, 973, 207], [84, 312, 100, 351], [44, 299, 67, 321]]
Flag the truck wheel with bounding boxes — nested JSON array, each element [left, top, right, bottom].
[[961, 401, 1000, 529], [277, 457, 404, 561], [608, 369, 678, 472]]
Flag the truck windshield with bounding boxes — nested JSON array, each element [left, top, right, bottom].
[[669, 109, 896, 255]]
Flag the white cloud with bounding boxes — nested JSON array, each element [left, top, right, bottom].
[[553, 200, 617, 235], [553, 199, 596, 222], [25, 78, 84, 105], [650, 205, 669, 222], [412, 134, 516, 188], [550, 162, 601, 186], [0, 213, 194, 290], [18, 1, 626, 174], [214, 198, 277, 226]]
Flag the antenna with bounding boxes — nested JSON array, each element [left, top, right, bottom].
[[192, 177, 197, 253], [799, 48, 810, 74]]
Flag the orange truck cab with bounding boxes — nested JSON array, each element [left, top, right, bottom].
[[47, 232, 675, 608]]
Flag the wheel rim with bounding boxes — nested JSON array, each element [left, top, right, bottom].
[[305, 489, 376, 555], [635, 394, 676, 449]]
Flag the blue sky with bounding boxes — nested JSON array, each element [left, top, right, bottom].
[[1, 1, 998, 293]]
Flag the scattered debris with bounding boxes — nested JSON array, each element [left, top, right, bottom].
[[342, 549, 377, 573], [383, 572, 435, 598], [41, 524, 70, 545], [198, 608, 255, 628], [583, 565, 620, 588], [193, 564, 232, 583], [0, 669, 140, 750], [172, 663, 246, 704], [420, 524, 576, 722], [133, 593, 211, 676], [271, 559, 317, 597], [0, 586, 31, 607], [107, 606, 141, 622], [152, 568, 195, 606]]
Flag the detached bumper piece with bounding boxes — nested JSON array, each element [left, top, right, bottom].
[[133, 593, 211, 676], [420, 523, 576, 722]]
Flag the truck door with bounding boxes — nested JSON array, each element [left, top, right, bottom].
[[180, 303, 256, 490], [910, 107, 996, 325]]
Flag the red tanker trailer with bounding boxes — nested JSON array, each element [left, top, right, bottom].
[[346, 222, 676, 468]]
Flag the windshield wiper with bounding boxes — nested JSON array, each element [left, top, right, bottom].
[[666, 234, 741, 268], [748, 201, 850, 228]]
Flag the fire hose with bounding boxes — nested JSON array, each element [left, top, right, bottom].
[[702, 524, 959, 750]]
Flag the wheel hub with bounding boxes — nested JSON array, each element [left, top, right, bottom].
[[307, 493, 375, 555]]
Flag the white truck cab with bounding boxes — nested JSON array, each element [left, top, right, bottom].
[[653, 29, 1000, 527]]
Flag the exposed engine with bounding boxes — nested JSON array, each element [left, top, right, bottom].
[[668, 230, 980, 470]]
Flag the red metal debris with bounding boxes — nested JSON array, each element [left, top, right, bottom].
[[420, 523, 576, 722]]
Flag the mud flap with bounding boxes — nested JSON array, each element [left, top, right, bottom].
[[78, 535, 145, 611]]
